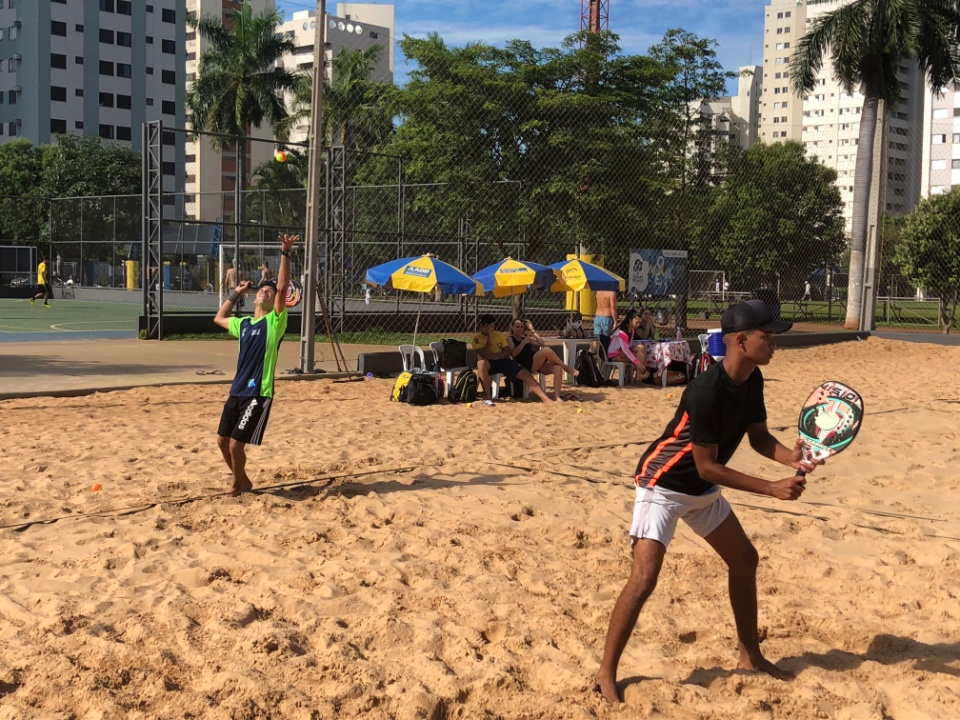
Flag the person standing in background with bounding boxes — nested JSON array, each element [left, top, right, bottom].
[[29, 256, 52, 308]]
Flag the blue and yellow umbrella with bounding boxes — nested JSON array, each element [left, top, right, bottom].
[[549, 258, 626, 293], [365, 254, 483, 296], [472, 257, 558, 298], [365, 254, 482, 347]]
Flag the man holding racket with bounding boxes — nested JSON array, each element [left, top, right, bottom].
[[596, 299, 822, 703], [213, 233, 298, 494]]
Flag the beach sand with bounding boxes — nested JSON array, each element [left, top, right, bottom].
[[0, 337, 958, 719]]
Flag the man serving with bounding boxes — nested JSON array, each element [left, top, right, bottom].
[[213, 234, 298, 493]]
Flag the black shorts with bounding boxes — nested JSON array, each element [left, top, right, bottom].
[[39, 283, 52, 295], [487, 358, 524, 380], [217, 395, 273, 445]]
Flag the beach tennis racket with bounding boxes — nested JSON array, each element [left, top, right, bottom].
[[796, 380, 864, 476], [285, 279, 303, 309]]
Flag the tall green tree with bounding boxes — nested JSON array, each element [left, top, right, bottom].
[[42, 134, 141, 248], [186, 1, 299, 243], [387, 32, 664, 272], [791, 0, 960, 329], [697, 141, 845, 292], [0, 139, 45, 243], [895, 189, 960, 332]]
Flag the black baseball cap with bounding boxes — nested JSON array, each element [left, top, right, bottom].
[[257, 278, 278, 291], [721, 299, 792, 335]]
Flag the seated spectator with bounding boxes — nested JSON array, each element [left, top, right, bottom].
[[631, 307, 658, 343], [471, 314, 554, 406], [606, 310, 650, 386], [506, 319, 579, 401]]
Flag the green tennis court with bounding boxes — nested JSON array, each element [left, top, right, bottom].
[[0, 298, 141, 341]]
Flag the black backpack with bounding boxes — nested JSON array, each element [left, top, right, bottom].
[[439, 339, 467, 369], [406, 373, 442, 406], [574, 349, 604, 388], [450, 369, 479, 403]]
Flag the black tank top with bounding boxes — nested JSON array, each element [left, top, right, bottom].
[[510, 336, 537, 370]]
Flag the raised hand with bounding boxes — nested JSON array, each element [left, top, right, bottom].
[[236, 280, 252, 295], [279, 234, 300, 252]]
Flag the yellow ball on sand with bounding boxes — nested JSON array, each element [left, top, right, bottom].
[[576, 408, 583, 414], [275, 150, 287, 163], [466, 402, 473, 408], [668, 393, 674, 399]]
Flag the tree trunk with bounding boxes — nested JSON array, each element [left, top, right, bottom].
[[845, 90, 881, 329]]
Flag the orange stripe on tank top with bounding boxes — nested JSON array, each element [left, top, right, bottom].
[[635, 412, 692, 488]]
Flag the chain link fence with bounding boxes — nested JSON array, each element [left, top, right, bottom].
[[6, 32, 960, 338]]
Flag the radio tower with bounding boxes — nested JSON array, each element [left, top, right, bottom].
[[580, 0, 609, 36]]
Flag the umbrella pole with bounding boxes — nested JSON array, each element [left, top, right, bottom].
[[412, 291, 424, 350]]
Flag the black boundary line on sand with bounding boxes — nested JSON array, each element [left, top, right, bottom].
[[1, 465, 418, 533]]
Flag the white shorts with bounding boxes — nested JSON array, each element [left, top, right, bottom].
[[630, 484, 731, 547]]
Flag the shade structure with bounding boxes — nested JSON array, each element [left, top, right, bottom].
[[549, 258, 626, 293], [472, 258, 558, 298], [365, 254, 482, 349]]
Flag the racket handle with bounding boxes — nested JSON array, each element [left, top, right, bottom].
[[795, 469, 807, 478]]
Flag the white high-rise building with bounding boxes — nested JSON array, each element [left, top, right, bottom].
[[698, 65, 762, 156], [921, 88, 960, 198], [184, 0, 276, 224], [277, 4, 393, 147], [759, 0, 924, 229]]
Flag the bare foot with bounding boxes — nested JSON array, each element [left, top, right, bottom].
[[738, 655, 795, 681], [231, 477, 253, 494], [594, 673, 621, 703]]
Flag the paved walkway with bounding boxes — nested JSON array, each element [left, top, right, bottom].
[[0, 339, 379, 399]]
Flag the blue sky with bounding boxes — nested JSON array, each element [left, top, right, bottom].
[[276, 0, 771, 94]]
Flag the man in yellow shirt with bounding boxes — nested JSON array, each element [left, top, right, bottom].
[[471, 314, 553, 406], [29, 256, 52, 308]]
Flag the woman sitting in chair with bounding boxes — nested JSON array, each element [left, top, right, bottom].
[[507, 319, 579, 400], [606, 310, 650, 386]]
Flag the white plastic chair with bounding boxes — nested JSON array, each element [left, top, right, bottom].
[[518, 372, 548, 399], [430, 341, 469, 399], [598, 342, 628, 387], [398, 345, 427, 373]]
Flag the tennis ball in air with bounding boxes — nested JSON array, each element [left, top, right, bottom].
[[275, 150, 288, 163]]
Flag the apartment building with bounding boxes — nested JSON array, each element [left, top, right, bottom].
[[184, 0, 275, 224], [277, 4, 393, 147], [920, 88, 960, 198], [759, 0, 923, 228], [698, 64, 762, 162], [0, 0, 185, 186]]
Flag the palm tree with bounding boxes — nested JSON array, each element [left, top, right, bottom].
[[281, 45, 392, 149], [791, 0, 960, 329], [186, 1, 300, 250]]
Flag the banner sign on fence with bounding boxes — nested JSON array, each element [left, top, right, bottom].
[[629, 249, 688, 298]]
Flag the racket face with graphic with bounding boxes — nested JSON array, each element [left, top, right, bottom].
[[797, 380, 864, 463], [285, 279, 303, 308]]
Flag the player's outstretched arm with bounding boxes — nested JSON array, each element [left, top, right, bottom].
[[214, 280, 251, 330], [274, 234, 299, 315]]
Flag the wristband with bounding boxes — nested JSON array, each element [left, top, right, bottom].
[[227, 290, 241, 303], [280, 250, 290, 257]]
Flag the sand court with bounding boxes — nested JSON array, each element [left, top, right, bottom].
[[0, 337, 959, 718]]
